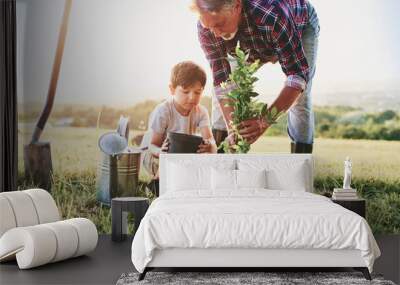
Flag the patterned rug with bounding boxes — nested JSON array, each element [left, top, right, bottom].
[[116, 271, 396, 285]]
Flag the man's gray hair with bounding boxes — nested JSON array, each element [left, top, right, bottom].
[[192, 0, 237, 13]]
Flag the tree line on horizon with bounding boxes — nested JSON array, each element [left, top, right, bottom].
[[19, 97, 400, 141]]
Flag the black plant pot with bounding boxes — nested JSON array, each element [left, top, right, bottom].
[[167, 132, 203, 153]]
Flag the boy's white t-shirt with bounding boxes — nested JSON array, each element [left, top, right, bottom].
[[149, 98, 210, 136], [140, 98, 210, 177]]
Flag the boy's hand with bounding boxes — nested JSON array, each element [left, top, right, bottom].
[[160, 138, 170, 153], [197, 140, 213, 153]]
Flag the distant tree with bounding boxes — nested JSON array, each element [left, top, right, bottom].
[[341, 126, 368, 139], [35, 101, 400, 142], [123, 100, 160, 129], [318, 123, 330, 133], [388, 128, 400, 140], [315, 110, 336, 123], [374, 110, 398, 124], [368, 126, 391, 140], [97, 106, 119, 129], [71, 117, 85, 127]]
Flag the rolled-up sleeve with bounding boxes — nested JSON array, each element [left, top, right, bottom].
[[269, 5, 309, 91]]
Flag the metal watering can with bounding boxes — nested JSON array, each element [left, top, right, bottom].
[[96, 117, 142, 206]]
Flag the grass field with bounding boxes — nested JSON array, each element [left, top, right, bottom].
[[17, 126, 400, 234], [18, 126, 400, 181]]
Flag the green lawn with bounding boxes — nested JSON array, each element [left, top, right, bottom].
[[18, 126, 400, 182], [17, 126, 400, 234], [251, 136, 400, 182]]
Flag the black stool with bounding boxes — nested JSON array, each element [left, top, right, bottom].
[[111, 197, 149, 242]]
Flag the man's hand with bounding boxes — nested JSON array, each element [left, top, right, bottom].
[[238, 117, 269, 144], [217, 132, 237, 153], [236, 86, 300, 145]]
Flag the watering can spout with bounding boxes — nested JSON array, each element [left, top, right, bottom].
[[117, 116, 130, 141]]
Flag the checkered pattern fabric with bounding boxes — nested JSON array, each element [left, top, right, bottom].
[[198, 0, 310, 94]]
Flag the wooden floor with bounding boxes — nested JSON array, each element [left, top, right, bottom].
[[0, 235, 134, 285], [0, 235, 398, 285]]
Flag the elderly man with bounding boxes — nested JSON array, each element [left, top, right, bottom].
[[193, 0, 319, 153]]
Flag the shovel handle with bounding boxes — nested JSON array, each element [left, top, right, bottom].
[[31, 0, 72, 143]]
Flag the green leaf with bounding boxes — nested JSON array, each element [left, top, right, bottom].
[[236, 45, 245, 59], [271, 107, 277, 118], [250, 77, 259, 84], [248, 60, 260, 73], [217, 43, 278, 153], [244, 53, 249, 62], [261, 104, 268, 117]]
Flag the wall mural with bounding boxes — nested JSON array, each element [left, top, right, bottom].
[[17, 0, 400, 234]]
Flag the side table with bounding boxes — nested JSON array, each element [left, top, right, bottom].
[[332, 198, 366, 218], [112, 197, 149, 242]]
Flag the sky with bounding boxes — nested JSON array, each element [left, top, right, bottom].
[[17, 0, 400, 108]]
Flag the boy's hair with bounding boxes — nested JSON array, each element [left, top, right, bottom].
[[170, 61, 207, 89]]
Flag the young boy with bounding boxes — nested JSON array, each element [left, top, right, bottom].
[[142, 61, 217, 194]]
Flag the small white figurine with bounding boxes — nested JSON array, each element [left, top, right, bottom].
[[343, 156, 352, 189]]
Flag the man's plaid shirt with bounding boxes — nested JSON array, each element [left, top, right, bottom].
[[198, 0, 310, 97]]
